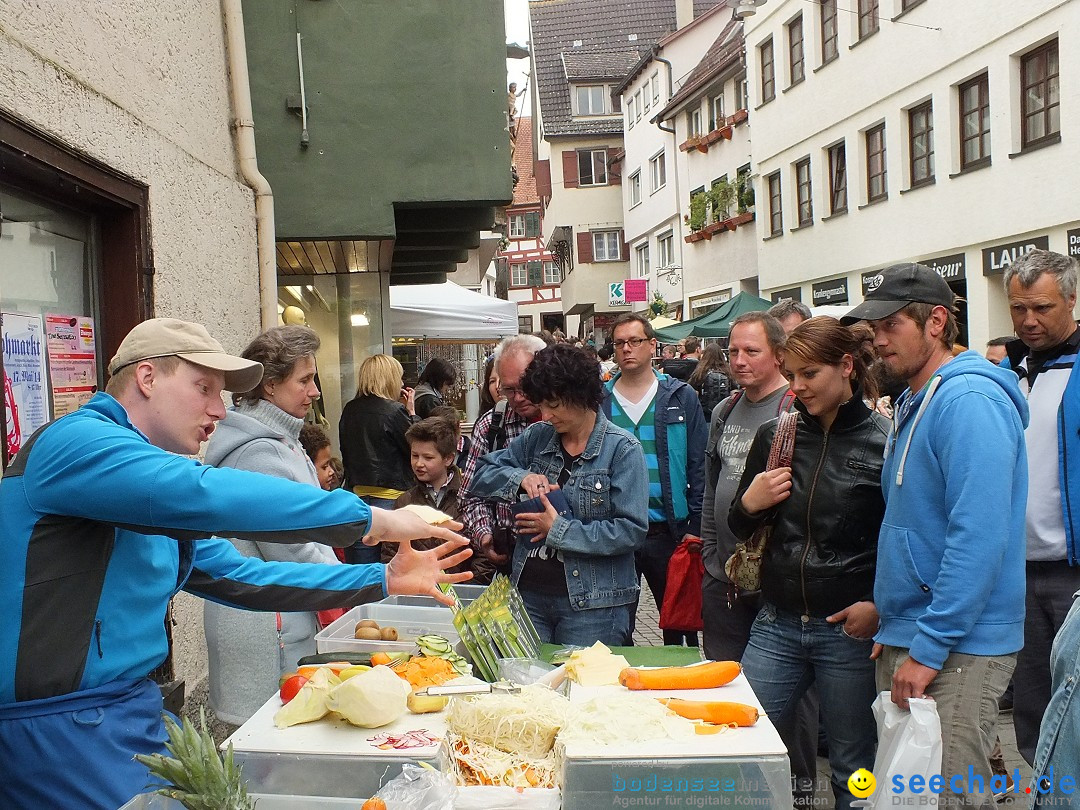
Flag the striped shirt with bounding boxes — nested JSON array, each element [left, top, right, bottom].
[[609, 392, 665, 523]]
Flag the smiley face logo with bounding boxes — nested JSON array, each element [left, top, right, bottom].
[[848, 768, 876, 798]]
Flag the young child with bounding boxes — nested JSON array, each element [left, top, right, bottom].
[[384, 417, 470, 573], [298, 424, 341, 491]]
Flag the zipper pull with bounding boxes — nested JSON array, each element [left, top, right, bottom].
[[94, 620, 104, 658]]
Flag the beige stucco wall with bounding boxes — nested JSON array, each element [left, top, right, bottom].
[[0, 1, 261, 688]]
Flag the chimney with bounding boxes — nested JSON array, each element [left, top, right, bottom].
[[676, 0, 694, 29]]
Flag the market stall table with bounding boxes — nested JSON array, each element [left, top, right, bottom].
[[224, 657, 792, 808]]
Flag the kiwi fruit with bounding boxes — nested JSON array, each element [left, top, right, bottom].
[[354, 626, 383, 640], [355, 619, 380, 630], [380, 626, 399, 641]]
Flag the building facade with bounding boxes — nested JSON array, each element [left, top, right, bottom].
[[745, 0, 1079, 348], [530, 0, 721, 338], [498, 117, 564, 335]]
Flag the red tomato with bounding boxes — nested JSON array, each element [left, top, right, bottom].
[[279, 674, 308, 704]]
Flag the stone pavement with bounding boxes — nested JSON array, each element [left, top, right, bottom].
[[632, 584, 1033, 808]]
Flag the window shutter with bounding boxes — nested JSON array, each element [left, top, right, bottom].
[[562, 150, 579, 189], [620, 230, 629, 261], [608, 149, 622, 186], [535, 159, 552, 198], [576, 231, 593, 263]]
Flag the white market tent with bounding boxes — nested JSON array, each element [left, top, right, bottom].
[[389, 281, 518, 340]]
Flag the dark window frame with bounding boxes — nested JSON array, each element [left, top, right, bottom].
[[760, 38, 776, 103], [866, 123, 887, 202], [1020, 40, 1060, 149], [820, 0, 838, 64], [958, 73, 991, 170], [767, 171, 783, 235], [828, 141, 847, 215], [577, 148, 609, 186], [908, 101, 935, 187], [795, 158, 813, 226], [858, 0, 879, 41], [788, 15, 805, 86]]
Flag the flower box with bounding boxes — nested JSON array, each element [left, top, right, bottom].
[[729, 108, 749, 126], [685, 231, 707, 243]]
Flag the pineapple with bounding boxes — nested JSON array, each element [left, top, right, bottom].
[[134, 709, 255, 810]]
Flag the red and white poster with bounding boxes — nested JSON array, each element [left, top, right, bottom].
[[624, 278, 649, 303], [45, 314, 98, 417], [2, 312, 49, 459]]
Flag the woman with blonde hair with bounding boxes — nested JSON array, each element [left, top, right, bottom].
[[728, 317, 887, 810], [339, 354, 417, 563]]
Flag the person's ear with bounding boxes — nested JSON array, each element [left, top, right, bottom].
[[133, 361, 156, 398]]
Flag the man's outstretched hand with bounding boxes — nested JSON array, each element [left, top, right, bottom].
[[385, 539, 473, 606], [365, 507, 473, 606]]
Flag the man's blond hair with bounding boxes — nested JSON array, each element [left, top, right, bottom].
[[105, 355, 182, 396]]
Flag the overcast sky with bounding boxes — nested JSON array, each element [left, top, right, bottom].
[[504, 0, 531, 116]]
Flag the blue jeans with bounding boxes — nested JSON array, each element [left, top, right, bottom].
[[742, 603, 877, 810], [345, 495, 396, 564], [520, 587, 632, 647]]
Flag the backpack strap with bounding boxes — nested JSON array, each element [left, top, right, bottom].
[[707, 391, 743, 488], [777, 388, 797, 415]]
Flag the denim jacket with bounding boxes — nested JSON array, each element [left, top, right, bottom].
[[470, 410, 649, 610], [1030, 591, 1080, 805]]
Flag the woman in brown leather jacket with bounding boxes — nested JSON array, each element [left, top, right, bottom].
[[728, 317, 887, 810]]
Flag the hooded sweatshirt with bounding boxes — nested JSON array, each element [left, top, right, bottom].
[[202, 399, 340, 724], [875, 350, 1029, 670]]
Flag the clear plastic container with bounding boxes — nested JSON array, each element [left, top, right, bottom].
[[315, 603, 461, 655]]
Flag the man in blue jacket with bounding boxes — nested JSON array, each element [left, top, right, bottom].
[[999, 249, 1080, 769], [0, 318, 472, 810], [602, 312, 708, 646], [844, 264, 1028, 808]]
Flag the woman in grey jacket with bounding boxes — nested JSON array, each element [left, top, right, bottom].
[[203, 325, 341, 726]]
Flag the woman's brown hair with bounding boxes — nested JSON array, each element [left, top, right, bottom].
[[784, 316, 879, 402]]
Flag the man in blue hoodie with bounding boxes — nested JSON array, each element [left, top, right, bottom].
[[844, 264, 1028, 807], [0, 318, 473, 810]]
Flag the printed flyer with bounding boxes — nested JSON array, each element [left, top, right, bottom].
[[45, 313, 98, 417], [2, 312, 49, 459]]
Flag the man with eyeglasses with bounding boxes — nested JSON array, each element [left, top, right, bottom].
[[601, 313, 708, 646], [459, 334, 547, 582]]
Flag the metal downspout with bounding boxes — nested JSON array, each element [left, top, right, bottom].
[[653, 55, 685, 311], [222, 0, 278, 330]]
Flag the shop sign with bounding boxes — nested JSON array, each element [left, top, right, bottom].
[[608, 282, 627, 307], [982, 235, 1049, 276], [624, 279, 648, 303], [861, 252, 967, 296], [690, 291, 732, 311], [1067, 228, 1080, 259], [770, 287, 802, 303], [811, 278, 849, 305]]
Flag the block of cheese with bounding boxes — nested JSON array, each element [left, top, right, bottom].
[[566, 641, 631, 687], [399, 503, 454, 525]]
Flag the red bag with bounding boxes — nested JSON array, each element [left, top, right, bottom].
[[317, 608, 347, 629], [659, 536, 705, 631]]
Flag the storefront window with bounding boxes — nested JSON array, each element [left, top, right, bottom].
[[278, 273, 383, 450], [2, 185, 101, 463]]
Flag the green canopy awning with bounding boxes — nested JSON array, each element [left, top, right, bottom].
[[654, 291, 772, 341]]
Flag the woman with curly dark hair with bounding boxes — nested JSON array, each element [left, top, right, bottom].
[[469, 344, 649, 645]]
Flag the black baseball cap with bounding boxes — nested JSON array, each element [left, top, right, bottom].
[[842, 262, 955, 324]]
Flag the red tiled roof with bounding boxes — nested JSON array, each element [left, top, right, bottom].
[[512, 117, 539, 206]]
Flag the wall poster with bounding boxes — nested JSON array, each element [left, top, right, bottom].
[[45, 314, 98, 417], [2, 312, 49, 460]]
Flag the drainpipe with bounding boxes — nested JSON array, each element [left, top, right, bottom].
[[222, 0, 278, 330]]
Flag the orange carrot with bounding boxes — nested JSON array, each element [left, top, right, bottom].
[[658, 698, 759, 727], [619, 660, 741, 690], [370, 652, 393, 667]]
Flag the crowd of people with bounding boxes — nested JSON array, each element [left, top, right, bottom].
[[2, 250, 1079, 809]]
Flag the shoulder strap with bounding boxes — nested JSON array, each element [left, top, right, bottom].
[[777, 388, 797, 414], [486, 399, 509, 450], [766, 411, 799, 470], [717, 390, 742, 426]]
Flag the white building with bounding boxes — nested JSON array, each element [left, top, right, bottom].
[[529, 0, 723, 339], [744, 0, 1079, 348], [617, 6, 752, 321]]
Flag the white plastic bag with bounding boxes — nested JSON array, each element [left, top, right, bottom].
[[370, 762, 456, 810], [866, 692, 942, 809]]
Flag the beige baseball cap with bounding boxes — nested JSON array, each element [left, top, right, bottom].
[[108, 318, 264, 392]]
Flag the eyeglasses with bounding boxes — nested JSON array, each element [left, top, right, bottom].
[[497, 386, 526, 398], [613, 337, 651, 349]]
